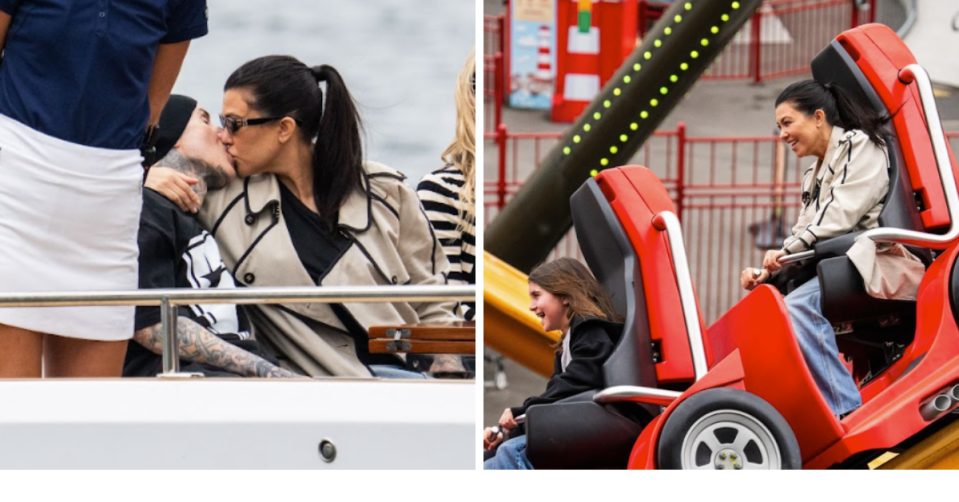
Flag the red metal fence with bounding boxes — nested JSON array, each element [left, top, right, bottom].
[[485, 128, 959, 322]]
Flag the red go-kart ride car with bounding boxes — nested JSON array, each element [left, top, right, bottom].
[[521, 24, 959, 469]]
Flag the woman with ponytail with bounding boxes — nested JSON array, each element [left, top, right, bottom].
[[739, 79, 919, 418], [149, 55, 457, 378]]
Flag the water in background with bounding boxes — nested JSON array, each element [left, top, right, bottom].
[[174, 0, 475, 182]]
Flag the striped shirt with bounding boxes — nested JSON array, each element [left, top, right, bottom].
[[417, 165, 476, 319]]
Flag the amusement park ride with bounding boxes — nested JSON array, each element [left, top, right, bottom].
[[514, 23, 959, 470]]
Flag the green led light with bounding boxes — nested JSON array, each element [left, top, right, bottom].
[[620, 134, 628, 143], [732, 1, 740, 9], [685, 2, 692, 10], [711, 26, 719, 34], [644, 51, 652, 60], [614, 88, 621, 96], [651, 99, 659, 107], [610, 146, 618, 154], [603, 100, 611, 108], [654, 39, 662, 48], [573, 135, 581, 143], [670, 74, 679, 82], [590, 169, 599, 177], [701, 39, 709, 47], [641, 111, 649, 119], [593, 112, 601, 120], [680, 62, 689, 71], [624, 75, 631, 83], [674, 15, 682, 23], [691, 50, 699, 58], [664, 27, 672, 35], [584, 124, 591, 132], [601, 158, 609, 166], [630, 122, 638, 130], [633, 63, 641, 71], [660, 87, 668, 95], [722, 14, 730, 22], [563, 147, 571, 155]]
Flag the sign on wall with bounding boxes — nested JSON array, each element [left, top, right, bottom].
[[509, 0, 557, 109]]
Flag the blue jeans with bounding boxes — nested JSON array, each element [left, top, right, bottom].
[[484, 435, 534, 470], [784, 278, 862, 416], [369, 365, 428, 379]]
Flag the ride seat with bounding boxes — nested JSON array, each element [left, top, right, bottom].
[[523, 177, 660, 469], [804, 29, 931, 329]]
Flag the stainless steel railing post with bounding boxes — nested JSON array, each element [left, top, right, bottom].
[[160, 296, 180, 375]]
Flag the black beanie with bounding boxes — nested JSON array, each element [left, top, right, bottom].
[[150, 95, 198, 167]]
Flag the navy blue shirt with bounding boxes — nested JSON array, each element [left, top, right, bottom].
[[0, 0, 208, 149]]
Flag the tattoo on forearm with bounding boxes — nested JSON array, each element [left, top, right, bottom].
[[133, 318, 298, 378]]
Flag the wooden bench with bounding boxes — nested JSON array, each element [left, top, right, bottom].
[[368, 321, 475, 355]]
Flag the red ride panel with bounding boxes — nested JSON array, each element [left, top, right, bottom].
[[595, 166, 698, 384], [836, 24, 958, 231], [707, 286, 845, 463]]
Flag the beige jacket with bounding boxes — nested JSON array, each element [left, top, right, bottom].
[[783, 126, 922, 300], [200, 161, 458, 377], [783, 126, 888, 255]]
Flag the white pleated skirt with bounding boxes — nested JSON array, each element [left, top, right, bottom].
[[0, 114, 143, 341]]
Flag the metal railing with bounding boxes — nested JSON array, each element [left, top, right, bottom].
[[0, 285, 475, 377]]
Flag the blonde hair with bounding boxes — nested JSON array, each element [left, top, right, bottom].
[[441, 49, 476, 228]]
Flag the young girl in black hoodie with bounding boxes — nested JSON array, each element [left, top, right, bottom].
[[484, 258, 622, 469]]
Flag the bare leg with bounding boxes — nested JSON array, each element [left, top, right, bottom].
[[44, 335, 129, 378], [0, 323, 44, 378]]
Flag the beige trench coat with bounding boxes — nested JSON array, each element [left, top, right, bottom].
[[200, 161, 458, 377]]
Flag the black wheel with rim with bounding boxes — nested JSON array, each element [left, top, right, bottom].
[[657, 388, 802, 470]]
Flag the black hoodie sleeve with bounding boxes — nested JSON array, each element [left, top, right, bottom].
[[510, 324, 614, 418]]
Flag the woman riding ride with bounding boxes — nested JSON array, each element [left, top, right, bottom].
[[741, 80, 921, 417]]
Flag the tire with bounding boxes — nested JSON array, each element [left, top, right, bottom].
[[657, 388, 802, 470]]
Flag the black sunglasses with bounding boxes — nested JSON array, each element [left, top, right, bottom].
[[218, 114, 286, 134]]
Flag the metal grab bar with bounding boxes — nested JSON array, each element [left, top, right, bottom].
[[858, 64, 959, 250], [0, 285, 475, 308], [594, 386, 682, 407], [778, 249, 815, 265], [650, 211, 709, 381], [0, 285, 475, 376]]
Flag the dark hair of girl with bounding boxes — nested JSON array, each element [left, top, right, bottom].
[[775, 80, 887, 147], [529, 258, 622, 324], [225, 55, 363, 231]]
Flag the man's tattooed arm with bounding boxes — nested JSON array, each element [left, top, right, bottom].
[[133, 317, 299, 378]]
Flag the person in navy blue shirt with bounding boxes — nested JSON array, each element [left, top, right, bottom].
[[0, 1, 208, 379]]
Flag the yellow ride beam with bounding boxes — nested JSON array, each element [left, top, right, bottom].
[[879, 418, 959, 469], [483, 251, 559, 378]]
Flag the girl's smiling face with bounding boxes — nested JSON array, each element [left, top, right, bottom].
[[529, 281, 570, 333]]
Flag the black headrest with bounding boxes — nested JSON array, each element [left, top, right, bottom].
[[570, 178, 657, 390]]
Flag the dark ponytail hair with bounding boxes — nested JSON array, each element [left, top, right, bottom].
[[775, 80, 887, 147], [225, 55, 364, 231]]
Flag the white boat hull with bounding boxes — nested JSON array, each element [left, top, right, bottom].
[[0, 379, 474, 469]]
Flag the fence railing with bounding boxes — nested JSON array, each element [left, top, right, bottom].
[[485, 126, 959, 321], [0, 285, 475, 376]]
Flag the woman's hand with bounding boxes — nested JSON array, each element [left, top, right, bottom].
[[740, 267, 770, 291], [498, 408, 518, 430], [763, 249, 788, 273], [145, 167, 200, 213], [484, 427, 506, 451]]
